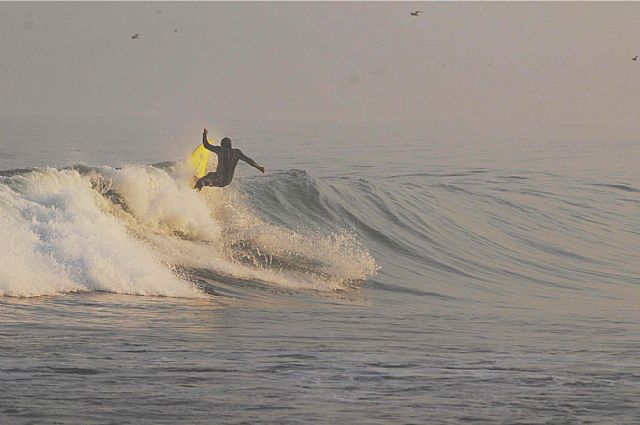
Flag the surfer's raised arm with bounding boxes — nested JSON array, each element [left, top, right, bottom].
[[237, 150, 265, 173], [202, 128, 221, 153]]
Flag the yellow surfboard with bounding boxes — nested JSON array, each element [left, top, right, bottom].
[[191, 143, 210, 179]]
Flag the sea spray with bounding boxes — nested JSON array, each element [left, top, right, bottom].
[[0, 164, 379, 297]]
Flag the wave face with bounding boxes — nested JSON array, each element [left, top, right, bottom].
[[346, 169, 640, 303], [0, 164, 378, 297]]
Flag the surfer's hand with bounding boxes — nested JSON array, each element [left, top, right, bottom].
[[258, 166, 265, 173], [203, 128, 208, 136]]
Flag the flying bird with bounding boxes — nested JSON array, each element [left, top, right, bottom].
[[173, 28, 178, 33], [410, 11, 423, 16], [130, 33, 141, 39], [633, 56, 638, 61]]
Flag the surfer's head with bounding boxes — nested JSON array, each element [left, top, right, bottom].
[[221, 137, 232, 149]]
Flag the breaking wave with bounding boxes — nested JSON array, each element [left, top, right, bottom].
[[2, 155, 637, 302], [0, 162, 378, 298]]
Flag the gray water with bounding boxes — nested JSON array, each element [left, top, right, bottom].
[[1, 115, 639, 424]]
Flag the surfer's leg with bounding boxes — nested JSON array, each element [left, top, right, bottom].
[[195, 177, 205, 191], [195, 172, 219, 190]]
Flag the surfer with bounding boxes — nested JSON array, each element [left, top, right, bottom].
[[195, 128, 265, 190]]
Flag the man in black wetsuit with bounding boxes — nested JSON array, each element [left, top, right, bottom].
[[195, 128, 265, 190]]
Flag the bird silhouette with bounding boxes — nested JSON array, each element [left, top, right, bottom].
[[633, 56, 638, 61], [130, 33, 141, 39], [410, 11, 423, 16]]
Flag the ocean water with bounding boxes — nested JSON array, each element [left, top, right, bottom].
[[1, 115, 639, 424]]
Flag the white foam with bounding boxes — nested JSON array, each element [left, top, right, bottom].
[[0, 186, 82, 297], [108, 168, 378, 291], [1, 163, 378, 298], [103, 165, 221, 242], [0, 169, 203, 298]]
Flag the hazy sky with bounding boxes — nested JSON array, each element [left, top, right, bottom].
[[2, 2, 640, 129]]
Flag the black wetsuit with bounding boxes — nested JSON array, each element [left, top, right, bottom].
[[195, 134, 262, 189]]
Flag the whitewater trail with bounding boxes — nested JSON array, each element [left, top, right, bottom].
[[0, 163, 378, 298]]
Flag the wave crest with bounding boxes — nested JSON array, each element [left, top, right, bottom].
[[0, 164, 378, 297]]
